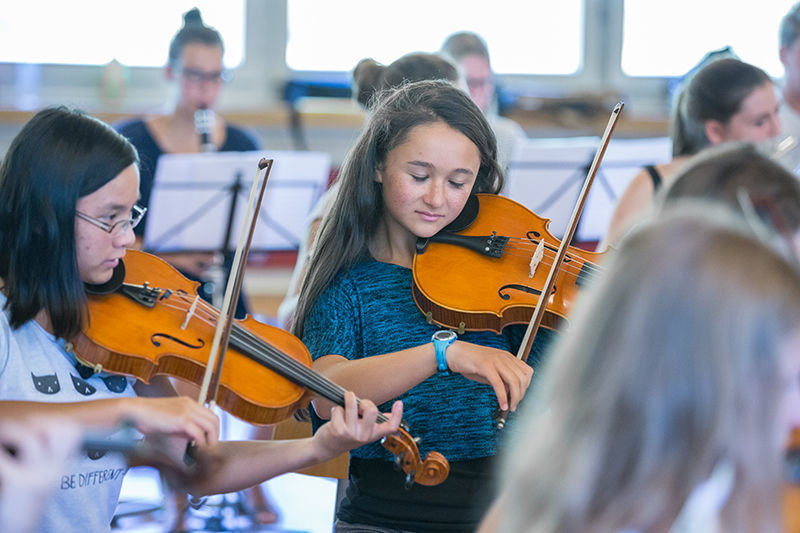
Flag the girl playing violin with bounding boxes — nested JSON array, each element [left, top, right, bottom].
[[0, 106, 403, 533], [293, 80, 554, 532], [485, 206, 800, 533]]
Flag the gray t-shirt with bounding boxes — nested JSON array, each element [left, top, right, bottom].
[[0, 295, 137, 532]]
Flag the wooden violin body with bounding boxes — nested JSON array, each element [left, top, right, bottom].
[[412, 193, 604, 334], [72, 249, 450, 487], [73, 250, 307, 425]]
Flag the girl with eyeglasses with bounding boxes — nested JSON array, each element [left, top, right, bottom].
[[0, 106, 402, 533]]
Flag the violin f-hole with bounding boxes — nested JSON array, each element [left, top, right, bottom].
[[498, 284, 557, 301], [150, 333, 206, 350]]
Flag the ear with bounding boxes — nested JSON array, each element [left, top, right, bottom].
[[704, 120, 727, 145], [781, 45, 790, 67], [374, 168, 384, 184]]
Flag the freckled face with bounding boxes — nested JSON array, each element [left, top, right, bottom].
[[74, 164, 139, 285], [375, 121, 480, 243]]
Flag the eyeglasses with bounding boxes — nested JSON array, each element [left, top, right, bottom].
[[76, 204, 147, 236], [178, 67, 231, 84]]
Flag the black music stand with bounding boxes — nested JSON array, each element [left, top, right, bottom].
[[142, 150, 331, 532], [144, 150, 331, 255]]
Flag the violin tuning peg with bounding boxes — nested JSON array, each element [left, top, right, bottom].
[[413, 437, 421, 445], [404, 473, 415, 490], [393, 454, 404, 471]]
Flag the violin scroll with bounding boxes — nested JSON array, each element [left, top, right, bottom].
[[381, 427, 450, 488]]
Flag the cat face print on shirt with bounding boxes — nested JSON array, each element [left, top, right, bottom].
[[31, 372, 60, 394]]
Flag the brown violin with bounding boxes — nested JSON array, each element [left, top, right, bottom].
[[70, 249, 449, 487], [412, 193, 605, 334]]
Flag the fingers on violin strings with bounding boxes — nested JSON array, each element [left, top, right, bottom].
[[343, 390, 359, 426], [358, 398, 379, 427], [387, 400, 403, 430]]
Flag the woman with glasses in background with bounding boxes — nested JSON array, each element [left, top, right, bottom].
[[115, 8, 276, 527], [115, 7, 259, 317]]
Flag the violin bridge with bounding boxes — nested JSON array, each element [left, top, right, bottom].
[[181, 295, 201, 330], [528, 239, 545, 278]]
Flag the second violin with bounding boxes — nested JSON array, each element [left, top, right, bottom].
[[412, 193, 605, 334]]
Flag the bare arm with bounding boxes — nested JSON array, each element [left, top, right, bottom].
[[0, 377, 219, 447], [312, 340, 532, 419], [600, 169, 656, 251], [186, 392, 403, 496]]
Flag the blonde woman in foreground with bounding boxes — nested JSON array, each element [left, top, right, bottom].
[[481, 206, 800, 533]]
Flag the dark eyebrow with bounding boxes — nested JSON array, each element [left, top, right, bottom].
[[408, 160, 475, 176]]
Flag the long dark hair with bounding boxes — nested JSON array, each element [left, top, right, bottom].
[[0, 107, 138, 339], [293, 80, 502, 336]]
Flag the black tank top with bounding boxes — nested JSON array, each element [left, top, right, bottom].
[[644, 164, 663, 191]]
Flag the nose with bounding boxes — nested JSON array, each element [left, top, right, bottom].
[[114, 224, 137, 249], [423, 180, 445, 208], [770, 115, 782, 139]]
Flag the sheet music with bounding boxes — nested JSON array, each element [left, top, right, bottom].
[[144, 150, 331, 253], [505, 136, 672, 242]]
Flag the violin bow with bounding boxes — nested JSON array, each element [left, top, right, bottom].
[[197, 158, 274, 409], [496, 102, 624, 429]]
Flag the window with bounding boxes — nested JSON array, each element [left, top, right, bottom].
[[621, 0, 796, 78], [0, 1, 245, 67], [286, 0, 583, 75]]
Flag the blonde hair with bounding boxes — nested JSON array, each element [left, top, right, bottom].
[[500, 205, 800, 533], [659, 141, 800, 233]]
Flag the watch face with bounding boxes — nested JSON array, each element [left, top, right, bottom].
[[433, 330, 457, 342]]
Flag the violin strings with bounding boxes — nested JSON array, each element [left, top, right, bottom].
[[501, 246, 604, 278], [229, 324, 390, 425], [496, 247, 602, 279], [501, 236, 605, 273], [458, 242, 603, 280], [152, 294, 391, 424], [444, 233, 606, 278], [476, 236, 606, 278]]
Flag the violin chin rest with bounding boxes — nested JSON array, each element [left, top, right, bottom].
[[84, 260, 126, 295]]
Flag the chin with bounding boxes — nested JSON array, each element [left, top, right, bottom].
[[82, 269, 114, 286]]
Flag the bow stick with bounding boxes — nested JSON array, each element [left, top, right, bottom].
[[197, 158, 274, 409], [496, 103, 624, 429]]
